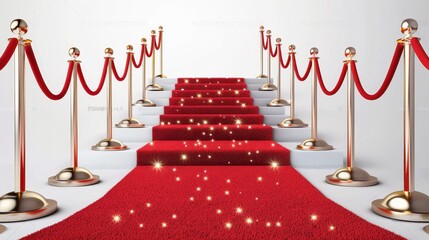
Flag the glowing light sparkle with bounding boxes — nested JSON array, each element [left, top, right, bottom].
[[236, 207, 243, 214], [112, 215, 121, 223], [246, 218, 253, 224], [153, 161, 163, 170], [329, 225, 335, 231], [225, 222, 232, 229], [270, 161, 280, 169], [311, 214, 318, 221]]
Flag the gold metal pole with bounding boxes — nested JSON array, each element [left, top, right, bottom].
[[256, 26, 268, 78], [48, 47, 100, 187], [259, 30, 277, 91], [0, 19, 57, 222], [296, 48, 332, 149], [372, 19, 429, 221], [92, 48, 128, 151], [267, 38, 289, 107], [134, 38, 156, 107], [116, 45, 144, 128], [277, 45, 307, 127], [155, 26, 167, 79], [147, 30, 164, 91], [326, 47, 377, 187]]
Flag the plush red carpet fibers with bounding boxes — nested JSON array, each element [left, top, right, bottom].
[[177, 77, 245, 83], [172, 89, 251, 97], [175, 83, 247, 90], [23, 166, 404, 240], [159, 114, 264, 125], [169, 97, 254, 106], [164, 106, 259, 114]]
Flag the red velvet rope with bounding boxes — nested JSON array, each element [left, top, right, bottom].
[[0, 38, 18, 70], [77, 58, 109, 96], [146, 38, 155, 57], [351, 44, 404, 100], [292, 53, 312, 81], [315, 59, 348, 96], [111, 53, 130, 81], [24, 44, 73, 100], [277, 45, 291, 68], [132, 44, 146, 68], [411, 38, 429, 70], [268, 37, 278, 57], [261, 31, 268, 50], [154, 31, 162, 50]]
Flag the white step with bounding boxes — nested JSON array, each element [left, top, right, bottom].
[[250, 90, 277, 98], [245, 78, 271, 84], [134, 106, 164, 115], [151, 78, 177, 84], [259, 106, 286, 115], [147, 90, 172, 98], [273, 126, 311, 142], [133, 115, 160, 126], [113, 127, 153, 142], [280, 142, 344, 168], [136, 98, 279, 107], [263, 115, 289, 126]]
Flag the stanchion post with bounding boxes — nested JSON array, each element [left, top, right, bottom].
[[134, 38, 156, 107], [0, 19, 57, 222], [259, 30, 277, 91], [155, 26, 167, 79], [146, 30, 164, 91], [116, 45, 145, 127], [256, 26, 268, 78], [372, 19, 429, 221], [325, 47, 378, 187], [267, 38, 290, 107], [296, 48, 332, 149], [92, 48, 128, 151], [48, 47, 100, 186]]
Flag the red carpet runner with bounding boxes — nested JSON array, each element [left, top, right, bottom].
[[137, 77, 290, 165], [23, 78, 403, 239], [24, 166, 403, 239]]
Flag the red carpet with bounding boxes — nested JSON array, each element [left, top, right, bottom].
[[160, 114, 264, 125], [23, 166, 404, 240], [172, 89, 251, 97], [169, 97, 254, 106], [175, 83, 247, 90]]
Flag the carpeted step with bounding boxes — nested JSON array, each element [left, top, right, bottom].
[[23, 166, 404, 240], [137, 140, 290, 165], [169, 97, 254, 106], [175, 83, 247, 91], [172, 90, 250, 98], [160, 114, 264, 125], [164, 106, 259, 114], [152, 124, 272, 141], [178, 77, 244, 84]]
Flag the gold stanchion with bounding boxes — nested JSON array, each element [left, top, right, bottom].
[[256, 26, 268, 78], [155, 26, 167, 79], [267, 38, 290, 107], [49, 48, 100, 186], [0, 224, 5, 233], [92, 48, 128, 151], [134, 38, 156, 107], [259, 30, 277, 91], [116, 45, 145, 127], [372, 19, 429, 221], [424, 225, 429, 234], [0, 19, 57, 222], [325, 47, 378, 187], [146, 30, 164, 91], [297, 48, 333, 150]]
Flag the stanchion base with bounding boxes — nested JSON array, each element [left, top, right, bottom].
[[0, 191, 57, 222], [424, 225, 429, 234], [372, 191, 429, 222], [326, 167, 378, 187], [259, 83, 277, 91], [0, 224, 5, 234], [267, 99, 290, 107], [256, 74, 268, 78], [278, 118, 308, 128], [297, 138, 333, 151], [92, 138, 128, 151], [115, 118, 145, 128], [133, 99, 156, 107], [48, 167, 100, 187], [146, 84, 164, 91], [155, 74, 168, 79]]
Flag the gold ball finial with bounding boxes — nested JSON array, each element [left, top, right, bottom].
[[260, 26, 264, 31], [288, 45, 296, 52], [401, 18, 418, 35], [105, 47, 114, 56], [10, 19, 28, 36], [345, 47, 356, 58], [266, 30, 271, 35], [158, 26, 163, 31], [127, 45, 133, 52], [310, 47, 319, 56], [151, 30, 156, 35], [276, 38, 281, 43], [141, 38, 147, 43], [68, 47, 80, 59]]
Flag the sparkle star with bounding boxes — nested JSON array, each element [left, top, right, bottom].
[[329, 225, 335, 231], [112, 215, 121, 223], [225, 222, 232, 229], [236, 207, 243, 214], [153, 161, 163, 170], [246, 218, 253, 224], [270, 161, 279, 169], [311, 214, 318, 221], [181, 154, 188, 160]]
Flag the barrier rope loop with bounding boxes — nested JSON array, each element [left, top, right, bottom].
[[145, 32, 156, 58], [154, 27, 162, 50], [315, 58, 348, 96], [132, 38, 147, 68], [261, 26, 269, 50], [276, 43, 291, 69], [268, 35, 278, 58], [111, 52, 131, 81], [77, 58, 109, 96], [24, 43, 73, 100], [351, 43, 404, 100], [411, 37, 429, 70], [0, 38, 18, 71], [290, 46, 312, 81]]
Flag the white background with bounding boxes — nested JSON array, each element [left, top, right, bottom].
[[0, 0, 429, 202]]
